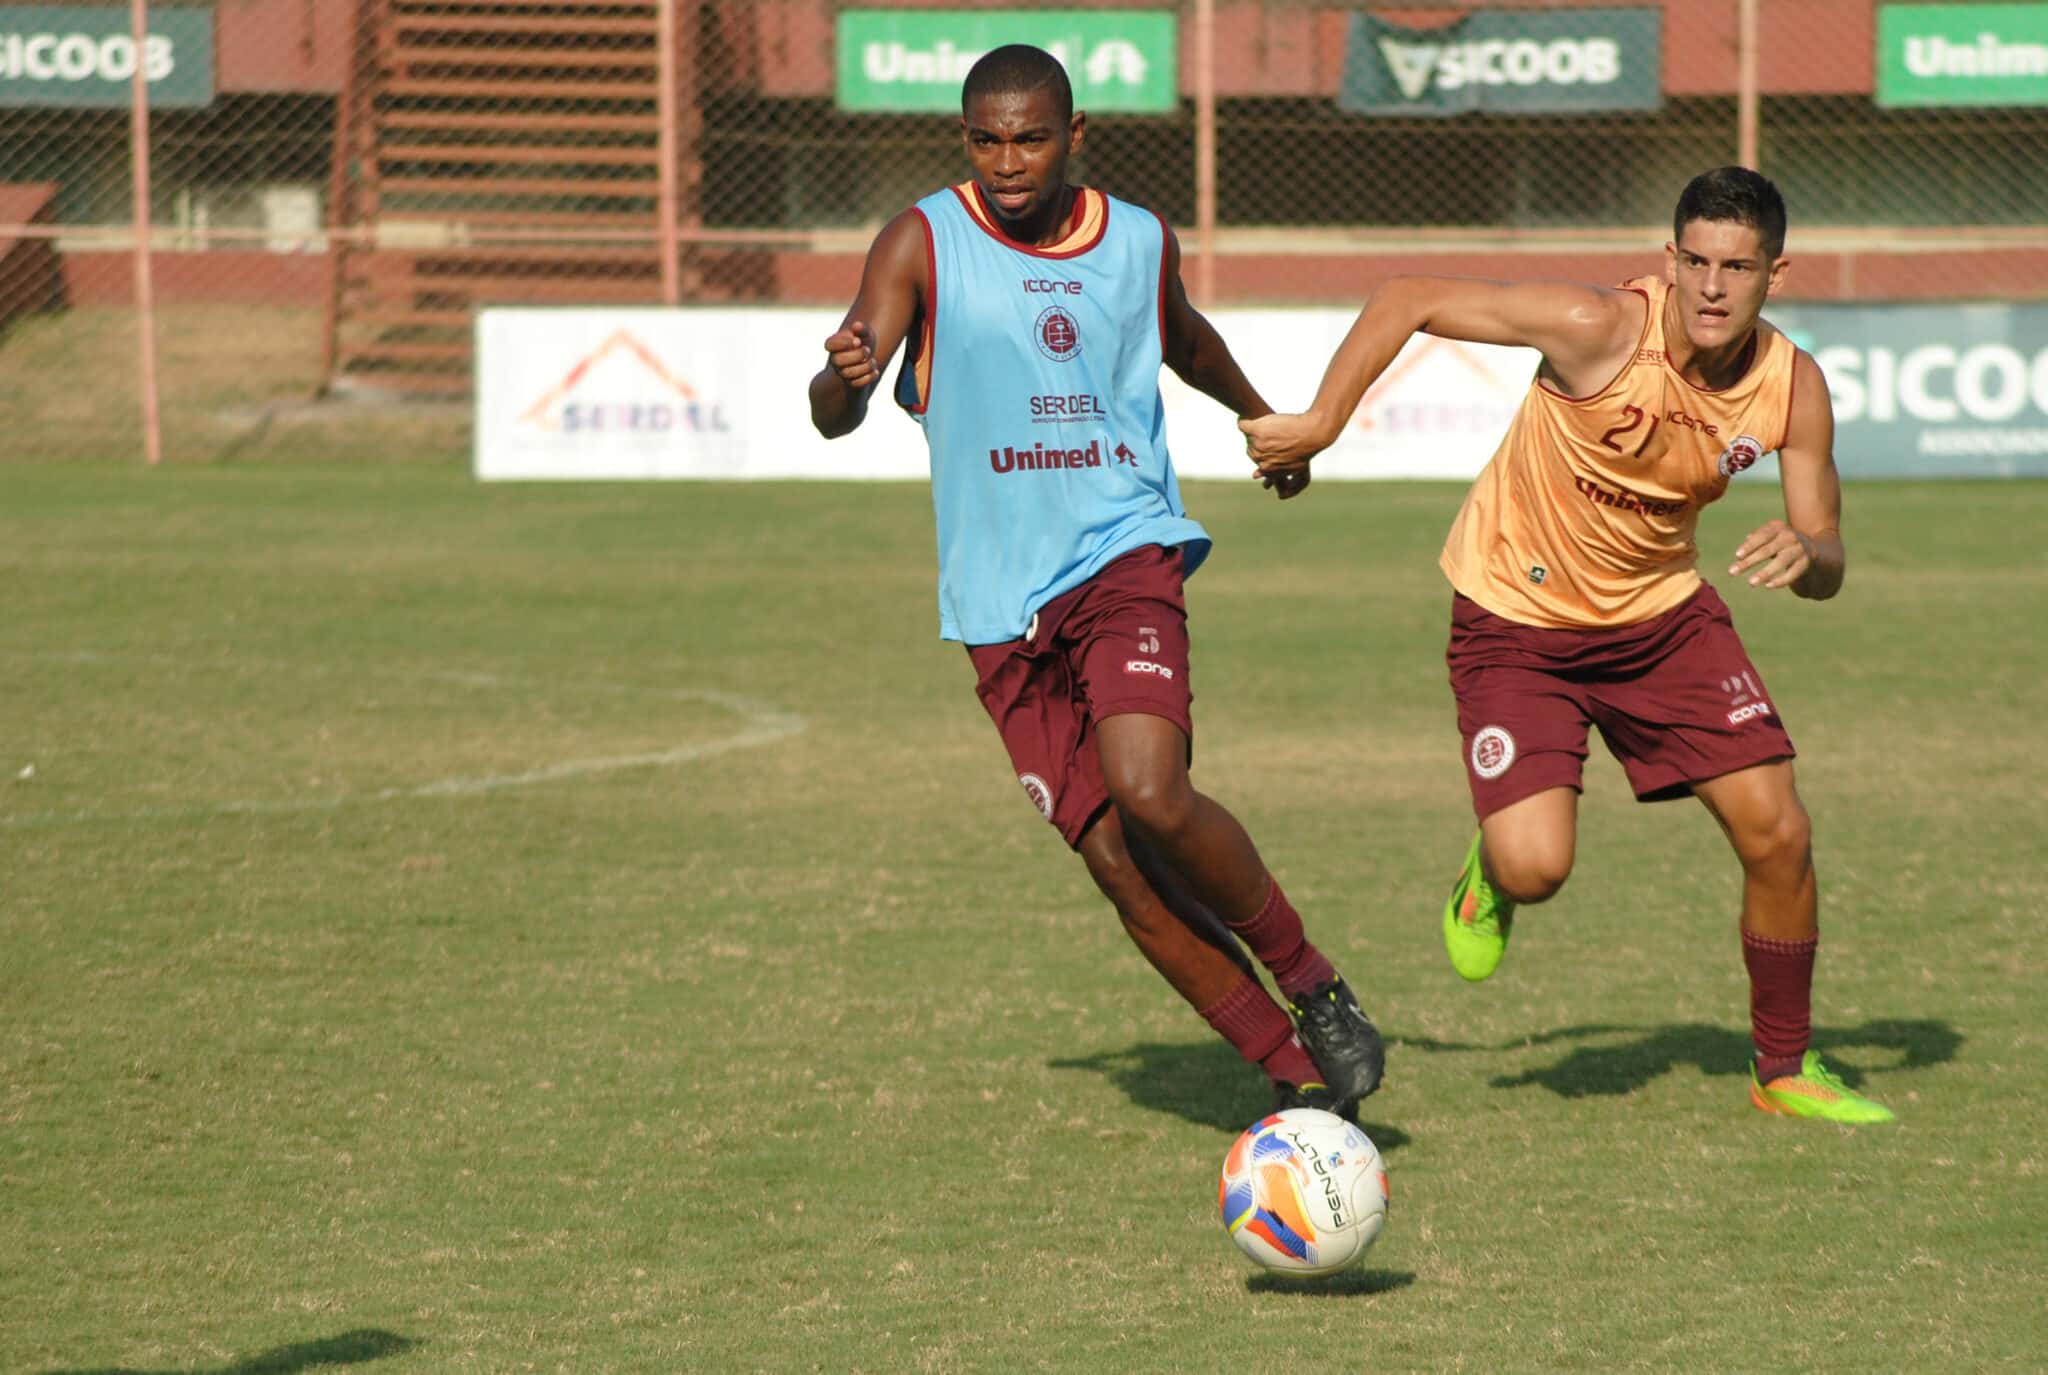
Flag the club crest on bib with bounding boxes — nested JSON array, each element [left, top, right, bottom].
[[1718, 434, 1764, 478], [1019, 772, 1055, 821], [1470, 726, 1516, 781], [1034, 305, 1082, 362]]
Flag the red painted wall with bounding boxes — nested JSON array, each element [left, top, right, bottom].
[[216, 0, 352, 94]]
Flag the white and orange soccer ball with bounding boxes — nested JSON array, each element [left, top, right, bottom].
[[1218, 1107, 1388, 1276]]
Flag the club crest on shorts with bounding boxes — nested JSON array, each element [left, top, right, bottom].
[[1018, 772, 1055, 821], [1718, 434, 1764, 477], [1470, 726, 1516, 781]]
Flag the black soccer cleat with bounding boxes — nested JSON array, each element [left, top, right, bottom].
[[1271, 1079, 1359, 1125], [1288, 977, 1386, 1107]]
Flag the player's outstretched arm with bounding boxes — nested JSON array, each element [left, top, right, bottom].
[[809, 210, 925, 440], [1156, 223, 1310, 499], [1159, 224, 1270, 421], [1732, 348, 1844, 599], [1239, 276, 1642, 470]]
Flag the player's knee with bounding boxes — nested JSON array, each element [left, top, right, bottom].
[[1106, 772, 1195, 843], [1490, 841, 1573, 905], [1734, 800, 1812, 877], [1080, 822, 1138, 892]]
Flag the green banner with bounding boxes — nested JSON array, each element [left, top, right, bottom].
[[836, 9, 1177, 113], [1876, 4, 2048, 108], [0, 5, 213, 108], [1769, 302, 2048, 478], [1339, 8, 1660, 116]]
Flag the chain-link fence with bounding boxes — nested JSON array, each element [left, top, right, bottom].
[[2, 0, 2044, 462]]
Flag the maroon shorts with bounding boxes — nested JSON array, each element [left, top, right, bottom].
[[967, 545, 1194, 848], [1446, 583, 1795, 820]]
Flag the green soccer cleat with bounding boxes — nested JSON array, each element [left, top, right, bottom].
[[1750, 1050, 1896, 1123], [1442, 830, 1515, 982]]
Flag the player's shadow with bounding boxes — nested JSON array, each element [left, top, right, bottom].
[[1404, 1016, 1961, 1099], [1047, 1039, 1411, 1152], [38, 1328, 417, 1375]]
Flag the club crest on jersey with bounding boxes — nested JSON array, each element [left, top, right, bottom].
[[1034, 305, 1082, 363], [1019, 772, 1055, 821], [1470, 726, 1516, 781], [1718, 434, 1764, 477]]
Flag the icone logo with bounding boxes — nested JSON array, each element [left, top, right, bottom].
[[1662, 409, 1719, 438], [1816, 343, 2048, 424], [1023, 278, 1082, 295]]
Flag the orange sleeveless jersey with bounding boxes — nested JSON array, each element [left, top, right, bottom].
[[1438, 276, 1797, 629]]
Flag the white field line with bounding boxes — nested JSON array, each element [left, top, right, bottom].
[[1, 652, 808, 828]]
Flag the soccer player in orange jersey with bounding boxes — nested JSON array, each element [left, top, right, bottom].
[[1242, 167, 1892, 1123]]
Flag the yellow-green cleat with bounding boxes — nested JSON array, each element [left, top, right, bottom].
[[1750, 1050, 1896, 1123], [1443, 831, 1516, 982]]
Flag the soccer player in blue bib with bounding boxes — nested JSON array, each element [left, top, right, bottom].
[[808, 45, 1384, 1120]]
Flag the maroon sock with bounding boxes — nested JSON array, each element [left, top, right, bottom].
[[1227, 880, 1337, 1000], [1199, 975, 1322, 1087], [1743, 929, 1817, 1082]]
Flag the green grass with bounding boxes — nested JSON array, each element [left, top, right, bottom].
[[3, 468, 2042, 1373], [0, 307, 468, 466]]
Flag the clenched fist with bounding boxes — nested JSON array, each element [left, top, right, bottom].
[[823, 320, 880, 389]]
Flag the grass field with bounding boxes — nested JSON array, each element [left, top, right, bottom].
[[3, 466, 2042, 1373]]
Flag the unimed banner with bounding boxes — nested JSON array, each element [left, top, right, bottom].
[[1876, 3, 2048, 108], [836, 9, 1177, 113], [1338, 7, 1661, 116], [473, 307, 1538, 482], [0, 4, 213, 108], [1772, 302, 2048, 477]]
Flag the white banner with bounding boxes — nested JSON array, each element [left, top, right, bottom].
[[474, 306, 1537, 482]]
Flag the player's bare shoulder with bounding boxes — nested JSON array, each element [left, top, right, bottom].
[[865, 206, 931, 285], [1783, 342, 1837, 447], [1534, 282, 1649, 398]]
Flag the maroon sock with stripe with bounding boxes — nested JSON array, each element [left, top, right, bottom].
[[1743, 929, 1817, 1083], [1199, 974, 1322, 1088], [1226, 880, 1337, 1000]]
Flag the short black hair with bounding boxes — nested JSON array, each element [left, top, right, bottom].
[[1674, 166, 1787, 259], [961, 43, 1073, 123]]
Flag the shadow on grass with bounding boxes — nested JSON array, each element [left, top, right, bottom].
[[1393, 1016, 1960, 1099], [1247, 1267, 1416, 1297], [1047, 1039, 1411, 1152], [41, 1328, 416, 1375]]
